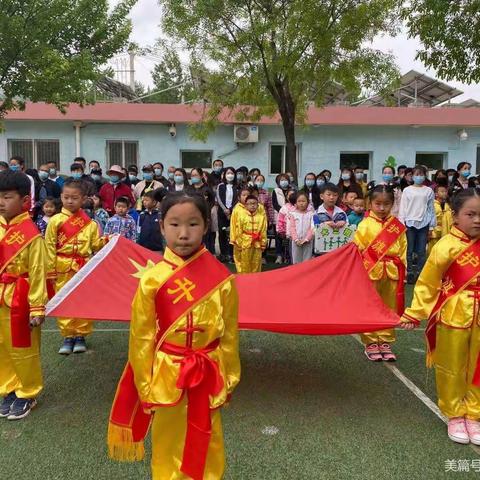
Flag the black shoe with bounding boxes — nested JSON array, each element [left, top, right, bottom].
[[0, 392, 17, 418], [7, 398, 37, 420]]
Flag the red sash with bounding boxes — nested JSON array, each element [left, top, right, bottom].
[[361, 216, 406, 314], [422, 238, 480, 382], [0, 218, 41, 348], [108, 248, 233, 480], [56, 209, 91, 249]]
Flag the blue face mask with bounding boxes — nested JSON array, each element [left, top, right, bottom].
[[341, 174, 350, 181], [213, 166, 222, 174], [237, 173, 244, 182], [49, 168, 56, 176], [9, 165, 20, 172], [109, 175, 120, 184], [39, 171, 49, 181], [154, 168, 162, 177], [383, 173, 394, 182], [72, 172, 82, 180], [355, 172, 364, 181], [316, 179, 325, 187], [255, 182, 264, 189], [174, 175, 184, 185], [413, 175, 425, 185], [305, 179, 315, 188], [129, 174, 137, 182], [143, 173, 153, 181], [168, 172, 174, 180], [461, 170, 471, 178], [190, 177, 201, 185], [91, 174, 101, 182], [279, 180, 289, 189]]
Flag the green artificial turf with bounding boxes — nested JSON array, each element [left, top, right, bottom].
[[0, 277, 477, 479]]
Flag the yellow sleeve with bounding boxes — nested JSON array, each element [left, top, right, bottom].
[[352, 219, 369, 251], [44, 217, 59, 275], [90, 222, 107, 253], [260, 212, 268, 248], [403, 242, 447, 322], [229, 208, 240, 246], [220, 279, 241, 393], [27, 236, 48, 318], [128, 271, 159, 401], [399, 232, 407, 268], [442, 210, 453, 237]]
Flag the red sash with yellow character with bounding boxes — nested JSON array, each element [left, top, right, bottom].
[[420, 238, 480, 381], [361, 215, 406, 314], [108, 248, 233, 480], [56, 209, 91, 249], [0, 218, 41, 348]]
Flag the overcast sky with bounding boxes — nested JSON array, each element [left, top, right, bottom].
[[117, 0, 480, 102]]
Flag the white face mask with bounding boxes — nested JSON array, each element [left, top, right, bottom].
[[225, 174, 235, 182]]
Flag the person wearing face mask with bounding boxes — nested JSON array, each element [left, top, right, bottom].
[[90, 168, 107, 192], [34, 164, 61, 214], [338, 168, 362, 197], [316, 174, 326, 192], [398, 164, 436, 283], [69, 163, 96, 196], [375, 165, 402, 216], [319, 169, 332, 183], [235, 166, 248, 187], [300, 172, 321, 209], [127, 165, 140, 186], [167, 168, 188, 192], [354, 166, 368, 197], [254, 174, 274, 226], [98, 165, 135, 216], [46, 161, 64, 188], [450, 162, 473, 196], [166, 165, 176, 187], [9, 156, 36, 209], [152, 162, 167, 186], [272, 174, 291, 263], [446, 168, 457, 186], [209, 159, 224, 189], [216, 167, 238, 262], [133, 165, 163, 211]]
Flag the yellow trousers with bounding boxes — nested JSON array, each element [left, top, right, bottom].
[[0, 305, 42, 398], [55, 272, 93, 338], [233, 246, 262, 274], [361, 277, 397, 345], [435, 322, 480, 420], [151, 397, 225, 480]]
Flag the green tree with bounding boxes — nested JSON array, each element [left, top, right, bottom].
[[0, 0, 136, 118], [160, 0, 401, 180], [405, 1, 480, 83]]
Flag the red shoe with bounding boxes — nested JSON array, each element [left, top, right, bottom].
[[364, 343, 383, 362], [379, 343, 397, 362]]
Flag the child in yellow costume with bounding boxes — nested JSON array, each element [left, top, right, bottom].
[[427, 183, 452, 254], [353, 184, 407, 362], [108, 191, 240, 480], [45, 179, 106, 355], [401, 188, 480, 446], [0, 171, 47, 420], [230, 194, 267, 274]]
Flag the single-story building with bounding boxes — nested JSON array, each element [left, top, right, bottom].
[[2, 101, 480, 186]]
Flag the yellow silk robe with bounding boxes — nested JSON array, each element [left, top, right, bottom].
[[428, 200, 453, 254], [353, 212, 407, 345], [0, 212, 47, 399], [404, 226, 480, 419], [230, 205, 267, 274], [130, 247, 241, 479], [45, 208, 105, 337]]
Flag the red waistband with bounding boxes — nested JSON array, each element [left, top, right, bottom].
[[58, 252, 88, 259], [159, 338, 220, 356], [0, 273, 28, 284]]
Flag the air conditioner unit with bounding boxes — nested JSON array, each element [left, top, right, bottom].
[[234, 125, 259, 143]]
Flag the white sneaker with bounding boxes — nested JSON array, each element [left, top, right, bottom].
[[466, 419, 480, 445], [275, 256, 282, 264], [448, 417, 469, 444]]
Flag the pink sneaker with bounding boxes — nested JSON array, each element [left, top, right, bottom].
[[364, 343, 383, 362], [448, 417, 469, 444], [466, 419, 480, 445], [379, 343, 397, 362]]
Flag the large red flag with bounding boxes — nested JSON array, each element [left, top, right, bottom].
[[46, 237, 400, 334]]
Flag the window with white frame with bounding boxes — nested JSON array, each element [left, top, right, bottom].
[[106, 140, 139, 168], [7, 139, 60, 169], [269, 143, 300, 175], [181, 150, 213, 170], [415, 152, 447, 171]]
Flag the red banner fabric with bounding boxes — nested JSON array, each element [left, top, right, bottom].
[[46, 237, 400, 335]]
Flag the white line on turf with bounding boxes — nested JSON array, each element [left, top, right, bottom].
[[352, 335, 480, 455]]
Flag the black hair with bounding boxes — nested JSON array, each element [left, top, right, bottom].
[[213, 158, 224, 166], [412, 164, 427, 176], [451, 188, 480, 216], [9, 156, 25, 166], [153, 187, 168, 203], [434, 169, 447, 182], [153, 162, 164, 170], [174, 167, 189, 184], [344, 186, 363, 199], [63, 178, 87, 195], [42, 196, 62, 213], [320, 182, 339, 195], [295, 191, 309, 202], [237, 166, 248, 175], [74, 157, 86, 165], [160, 191, 209, 226], [245, 194, 258, 203], [143, 190, 157, 200], [115, 196, 131, 207], [0, 161, 9, 170], [89, 160, 100, 168], [398, 165, 407, 171], [457, 161, 472, 172], [382, 165, 396, 174], [368, 184, 395, 203], [0, 171, 31, 196], [70, 162, 84, 172], [434, 183, 449, 193], [237, 185, 253, 200], [190, 167, 205, 180], [319, 169, 332, 179], [25, 168, 39, 182]]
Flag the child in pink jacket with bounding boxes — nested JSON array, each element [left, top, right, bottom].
[[288, 192, 315, 264]]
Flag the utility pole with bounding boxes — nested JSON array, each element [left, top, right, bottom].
[[128, 50, 135, 91]]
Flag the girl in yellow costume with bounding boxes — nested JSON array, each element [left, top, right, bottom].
[[401, 188, 480, 446], [45, 179, 105, 355], [353, 184, 407, 362], [230, 192, 267, 274], [108, 191, 240, 480], [427, 183, 452, 254]]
